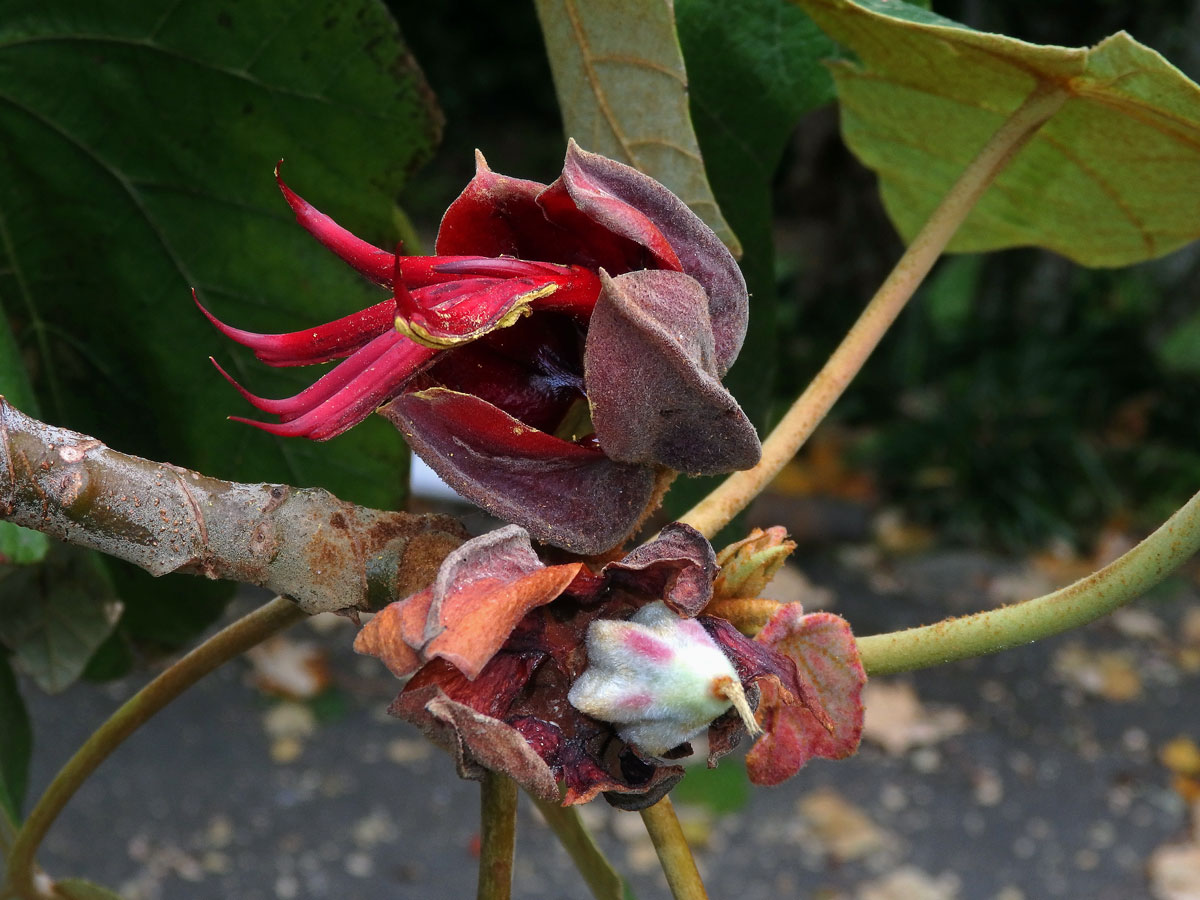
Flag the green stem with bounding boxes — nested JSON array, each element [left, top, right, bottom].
[[477, 772, 518, 900], [530, 795, 629, 900], [680, 83, 1069, 539], [3, 596, 305, 899], [639, 797, 707, 900], [858, 485, 1200, 675]]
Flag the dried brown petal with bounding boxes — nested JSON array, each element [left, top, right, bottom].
[[392, 681, 560, 802], [356, 527, 582, 680], [601, 522, 717, 616], [746, 605, 865, 786]]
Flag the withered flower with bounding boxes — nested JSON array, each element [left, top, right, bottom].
[[354, 523, 843, 809], [200, 143, 760, 553]]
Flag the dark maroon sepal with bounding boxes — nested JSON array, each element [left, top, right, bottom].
[[585, 270, 761, 475], [381, 388, 655, 554]]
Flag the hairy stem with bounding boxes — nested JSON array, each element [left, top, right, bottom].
[[680, 83, 1069, 538], [3, 596, 306, 899], [477, 772, 518, 900], [530, 795, 629, 900], [639, 797, 707, 900], [858, 485, 1200, 675]]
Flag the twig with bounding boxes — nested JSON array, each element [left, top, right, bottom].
[[680, 83, 1069, 538], [0, 398, 465, 615], [858, 484, 1200, 674], [3, 596, 306, 899], [529, 795, 630, 900], [639, 797, 707, 900], [477, 772, 518, 900]]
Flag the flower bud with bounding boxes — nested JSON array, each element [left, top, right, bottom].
[[568, 601, 758, 756], [713, 526, 796, 601]]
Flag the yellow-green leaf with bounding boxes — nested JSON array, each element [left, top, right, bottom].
[[533, 0, 740, 255], [798, 0, 1200, 267]]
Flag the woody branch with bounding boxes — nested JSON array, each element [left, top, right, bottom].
[[0, 398, 466, 615]]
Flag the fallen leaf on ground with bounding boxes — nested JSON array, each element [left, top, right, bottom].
[[1111, 608, 1167, 641], [861, 681, 968, 755], [1149, 802, 1200, 900], [1031, 527, 1136, 587], [872, 509, 936, 555], [856, 866, 961, 900], [796, 787, 894, 864], [770, 429, 876, 503], [1161, 736, 1200, 803], [1177, 609, 1200, 673], [245, 636, 331, 700], [1052, 642, 1142, 702], [1162, 737, 1200, 777], [761, 564, 837, 609], [262, 702, 317, 764]]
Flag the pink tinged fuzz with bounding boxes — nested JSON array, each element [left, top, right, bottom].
[[623, 630, 674, 664], [619, 692, 654, 713], [568, 601, 743, 757], [275, 165, 395, 285]]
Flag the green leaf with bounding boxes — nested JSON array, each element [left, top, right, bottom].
[[0, 523, 48, 567], [104, 559, 229, 648], [533, 0, 739, 254], [672, 759, 750, 815], [1158, 308, 1200, 375], [0, 0, 437, 513], [0, 545, 123, 692], [798, 0, 1200, 267], [0, 654, 31, 820], [54, 879, 126, 900], [922, 255, 984, 341]]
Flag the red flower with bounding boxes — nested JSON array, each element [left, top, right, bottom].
[[354, 523, 830, 809], [199, 143, 760, 553]]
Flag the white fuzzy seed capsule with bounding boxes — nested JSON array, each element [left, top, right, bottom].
[[567, 601, 759, 757]]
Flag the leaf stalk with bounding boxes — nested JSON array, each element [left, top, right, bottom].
[[529, 795, 630, 900], [639, 797, 707, 900], [680, 83, 1070, 538], [857, 484, 1200, 674], [477, 772, 518, 900], [3, 596, 305, 899]]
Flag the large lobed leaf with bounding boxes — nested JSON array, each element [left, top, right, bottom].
[[799, 0, 1200, 267], [0, 0, 439, 506], [678, 0, 840, 436], [0, 0, 441, 677], [533, 0, 738, 255]]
